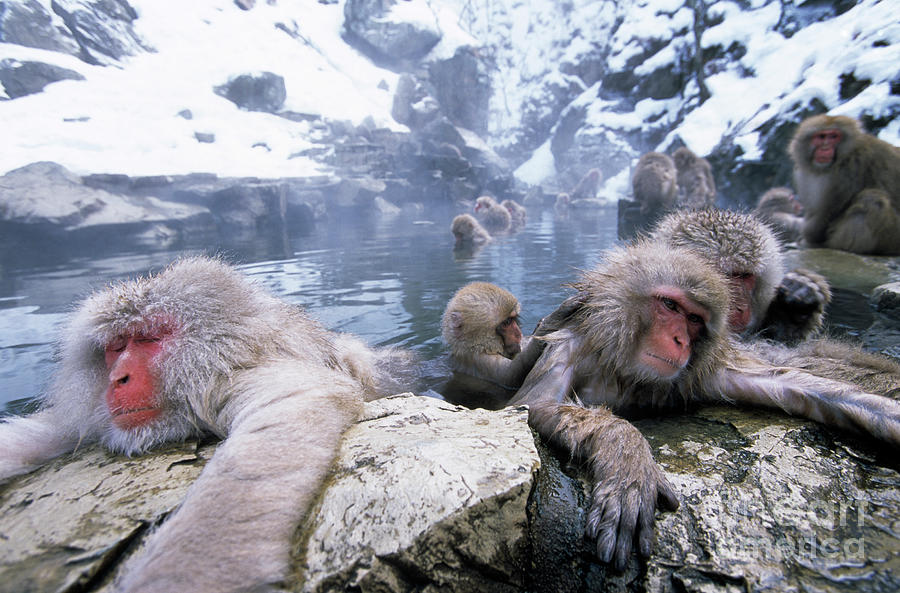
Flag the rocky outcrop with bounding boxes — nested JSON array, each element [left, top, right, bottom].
[[342, 0, 442, 65], [2, 393, 898, 593], [214, 72, 287, 113], [0, 58, 84, 99]]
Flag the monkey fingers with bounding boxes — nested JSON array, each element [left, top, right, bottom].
[[777, 269, 830, 312], [534, 295, 584, 336]]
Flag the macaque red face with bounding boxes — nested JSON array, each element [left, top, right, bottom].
[[496, 315, 523, 359], [810, 128, 842, 167], [640, 288, 709, 379], [104, 331, 171, 430], [726, 273, 757, 332]]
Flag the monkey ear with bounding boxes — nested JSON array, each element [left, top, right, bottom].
[[448, 311, 465, 337]]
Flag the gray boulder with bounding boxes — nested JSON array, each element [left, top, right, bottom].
[[0, 59, 84, 99], [0, 0, 81, 56], [343, 0, 441, 64], [214, 72, 287, 113]]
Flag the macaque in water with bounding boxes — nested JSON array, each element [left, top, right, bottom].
[[474, 195, 512, 234], [0, 257, 413, 593], [753, 186, 804, 243], [451, 213, 492, 248], [672, 146, 716, 209], [501, 198, 528, 231], [789, 113, 900, 255], [441, 282, 546, 409], [651, 208, 831, 344], [511, 240, 900, 569]]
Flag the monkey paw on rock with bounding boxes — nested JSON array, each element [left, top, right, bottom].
[[761, 268, 831, 344], [584, 418, 679, 570]]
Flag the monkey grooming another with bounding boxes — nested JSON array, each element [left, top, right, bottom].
[[511, 240, 900, 570], [789, 113, 900, 255], [0, 256, 412, 593]]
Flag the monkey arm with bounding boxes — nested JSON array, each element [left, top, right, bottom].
[[712, 366, 900, 447], [759, 268, 831, 344], [510, 336, 679, 569], [114, 361, 363, 593], [0, 408, 89, 482]]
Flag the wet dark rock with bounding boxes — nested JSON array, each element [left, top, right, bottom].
[[0, 0, 81, 56], [214, 72, 286, 113], [50, 0, 146, 66], [428, 47, 491, 135], [872, 282, 900, 321], [0, 58, 84, 98], [342, 0, 441, 65], [391, 73, 440, 130], [194, 131, 215, 143]]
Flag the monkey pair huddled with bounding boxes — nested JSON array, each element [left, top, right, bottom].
[[0, 257, 414, 593], [443, 208, 900, 570]]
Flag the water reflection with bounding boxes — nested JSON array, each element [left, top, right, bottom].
[[0, 206, 619, 411]]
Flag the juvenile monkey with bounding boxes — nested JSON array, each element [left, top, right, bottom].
[[753, 186, 804, 243], [441, 282, 546, 409], [672, 146, 716, 209], [789, 114, 900, 255], [651, 208, 830, 344], [511, 241, 900, 570], [0, 257, 412, 592], [474, 195, 512, 234]]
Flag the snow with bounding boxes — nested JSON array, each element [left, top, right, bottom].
[[0, 0, 898, 183]]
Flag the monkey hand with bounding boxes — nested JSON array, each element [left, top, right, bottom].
[[762, 268, 831, 343], [585, 418, 679, 570], [534, 295, 583, 336]]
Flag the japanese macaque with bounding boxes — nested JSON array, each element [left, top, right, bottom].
[[753, 186, 804, 243], [789, 114, 900, 255], [650, 209, 830, 344], [451, 213, 492, 248], [441, 282, 546, 409], [0, 257, 412, 592], [511, 241, 900, 570], [474, 195, 512, 234], [672, 146, 716, 209], [501, 198, 528, 231], [570, 168, 602, 201], [632, 152, 678, 216]]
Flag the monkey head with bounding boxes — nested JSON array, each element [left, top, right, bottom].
[[789, 114, 860, 171], [474, 195, 497, 213], [442, 282, 522, 359], [568, 241, 730, 388], [651, 209, 784, 335]]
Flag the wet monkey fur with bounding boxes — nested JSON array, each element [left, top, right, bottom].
[[789, 114, 900, 255], [511, 241, 900, 570], [441, 282, 546, 409], [0, 256, 412, 593]]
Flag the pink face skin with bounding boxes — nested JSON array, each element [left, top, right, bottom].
[[811, 128, 842, 167], [726, 273, 757, 333], [640, 287, 709, 379], [104, 332, 170, 430], [496, 315, 523, 359]]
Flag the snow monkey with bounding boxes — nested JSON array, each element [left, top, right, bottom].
[[753, 186, 804, 243], [0, 256, 413, 592], [631, 151, 678, 216], [501, 198, 528, 231], [441, 282, 547, 409], [650, 208, 830, 344], [510, 240, 900, 570], [450, 213, 491, 248], [789, 113, 900, 255], [474, 195, 512, 234], [672, 146, 717, 209]]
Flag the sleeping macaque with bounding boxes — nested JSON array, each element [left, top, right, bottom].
[[501, 198, 527, 231], [632, 152, 678, 216], [672, 146, 716, 209], [451, 213, 492, 247], [474, 195, 512, 234], [441, 282, 546, 409], [511, 240, 900, 570], [789, 114, 900, 255], [651, 208, 830, 344], [0, 257, 411, 592], [753, 186, 804, 243]]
